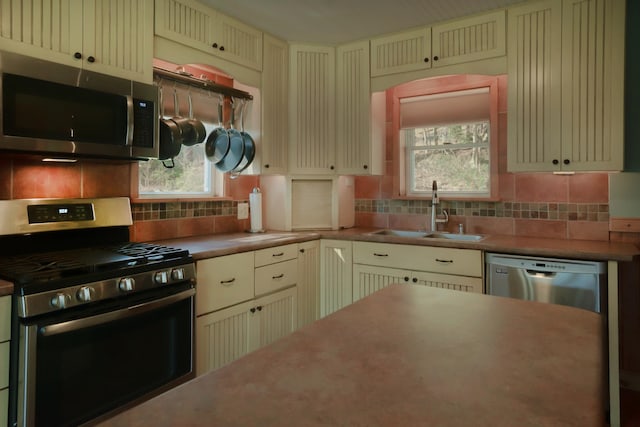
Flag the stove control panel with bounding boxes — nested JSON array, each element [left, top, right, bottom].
[[18, 262, 196, 318], [27, 203, 95, 224]]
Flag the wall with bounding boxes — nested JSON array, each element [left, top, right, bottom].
[[353, 74, 635, 243], [0, 156, 258, 242]]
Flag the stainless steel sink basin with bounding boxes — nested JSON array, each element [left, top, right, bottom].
[[424, 232, 485, 241], [369, 229, 484, 241], [369, 229, 429, 238]]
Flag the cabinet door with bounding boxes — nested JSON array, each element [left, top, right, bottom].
[[560, 0, 624, 171], [196, 252, 255, 315], [83, 0, 153, 82], [213, 12, 262, 71], [297, 240, 320, 328], [507, 0, 562, 172], [0, 342, 8, 389], [195, 299, 253, 375], [0, 388, 7, 427], [0, 0, 83, 66], [431, 10, 506, 68], [289, 45, 336, 174], [0, 296, 9, 342], [353, 264, 410, 302], [412, 270, 483, 294], [261, 33, 289, 174], [154, 0, 215, 53], [254, 286, 297, 350], [336, 41, 384, 176], [370, 27, 431, 77], [320, 239, 352, 317]]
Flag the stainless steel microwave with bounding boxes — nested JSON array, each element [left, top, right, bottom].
[[0, 51, 158, 160]]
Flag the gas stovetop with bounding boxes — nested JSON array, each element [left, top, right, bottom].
[[0, 242, 190, 290]]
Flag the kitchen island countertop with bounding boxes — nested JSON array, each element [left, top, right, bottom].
[[99, 284, 605, 427]]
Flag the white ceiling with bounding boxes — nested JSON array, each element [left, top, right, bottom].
[[199, 0, 524, 44]]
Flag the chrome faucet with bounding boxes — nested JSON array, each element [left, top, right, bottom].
[[430, 180, 449, 232]]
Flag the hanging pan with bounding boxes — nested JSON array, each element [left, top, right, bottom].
[[205, 95, 230, 163], [215, 98, 245, 173], [157, 84, 182, 168], [231, 99, 256, 174], [182, 91, 206, 146]]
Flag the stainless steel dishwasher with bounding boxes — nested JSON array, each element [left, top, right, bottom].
[[486, 253, 607, 313]]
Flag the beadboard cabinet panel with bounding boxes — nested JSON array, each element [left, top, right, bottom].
[[370, 27, 431, 77], [297, 240, 321, 328], [319, 239, 352, 317]]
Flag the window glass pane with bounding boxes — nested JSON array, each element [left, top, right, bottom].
[[406, 122, 490, 194], [138, 143, 213, 196]]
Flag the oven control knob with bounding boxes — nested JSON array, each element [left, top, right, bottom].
[[119, 277, 136, 292], [50, 293, 71, 309], [154, 271, 169, 284], [171, 268, 185, 281], [76, 286, 95, 302]]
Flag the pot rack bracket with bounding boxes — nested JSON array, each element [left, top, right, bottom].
[[153, 67, 253, 101]]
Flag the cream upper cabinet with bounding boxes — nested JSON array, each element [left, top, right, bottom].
[[289, 44, 336, 174], [370, 10, 505, 77], [336, 41, 384, 175], [507, 0, 624, 172], [560, 0, 625, 171], [261, 33, 289, 174], [0, 0, 153, 82], [154, 0, 262, 71]]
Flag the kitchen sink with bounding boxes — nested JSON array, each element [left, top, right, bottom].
[[424, 232, 485, 242], [369, 229, 429, 238], [369, 229, 484, 241]]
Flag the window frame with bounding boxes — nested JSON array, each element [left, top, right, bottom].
[[391, 76, 500, 201]]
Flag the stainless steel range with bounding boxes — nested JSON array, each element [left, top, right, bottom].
[[0, 198, 196, 427]]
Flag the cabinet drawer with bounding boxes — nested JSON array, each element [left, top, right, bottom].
[[0, 296, 9, 342], [255, 259, 298, 296], [254, 244, 298, 267], [0, 341, 8, 389], [196, 252, 255, 315], [353, 242, 482, 277]]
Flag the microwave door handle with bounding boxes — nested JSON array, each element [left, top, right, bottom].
[[39, 288, 195, 336], [126, 95, 134, 146]]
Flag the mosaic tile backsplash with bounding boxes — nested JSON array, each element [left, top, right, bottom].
[[131, 201, 239, 221]]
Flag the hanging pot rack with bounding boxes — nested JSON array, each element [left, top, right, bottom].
[[153, 67, 253, 101]]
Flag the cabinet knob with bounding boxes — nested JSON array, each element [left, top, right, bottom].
[[330, 165, 335, 170], [257, 305, 263, 311], [212, 42, 218, 48], [404, 276, 410, 282], [250, 307, 256, 313], [552, 159, 559, 165], [74, 52, 82, 59], [563, 159, 570, 165], [219, 45, 225, 51], [87, 56, 95, 63], [363, 165, 368, 170], [265, 164, 270, 168], [433, 55, 439, 61], [424, 57, 429, 63], [300, 248, 305, 253], [412, 277, 418, 283]]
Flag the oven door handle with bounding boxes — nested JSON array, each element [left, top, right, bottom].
[[39, 288, 195, 336]]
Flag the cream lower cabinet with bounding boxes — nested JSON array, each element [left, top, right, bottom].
[[195, 246, 298, 375], [319, 239, 352, 317], [297, 240, 320, 328], [1, 295, 10, 427], [0, 0, 154, 82], [352, 242, 483, 301]]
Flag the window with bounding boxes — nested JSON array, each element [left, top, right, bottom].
[[396, 80, 499, 199]]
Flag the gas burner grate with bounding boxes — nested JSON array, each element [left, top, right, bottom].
[[0, 253, 92, 284], [111, 242, 190, 262]]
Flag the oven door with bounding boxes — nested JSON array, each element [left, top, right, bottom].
[[15, 285, 195, 427]]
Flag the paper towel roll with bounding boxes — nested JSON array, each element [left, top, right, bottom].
[[249, 189, 263, 232]]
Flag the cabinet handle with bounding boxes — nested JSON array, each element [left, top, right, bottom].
[[423, 57, 429, 62], [220, 278, 236, 285], [265, 164, 270, 168], [257, 305, 263, 311], [373, 253, 388, 257], [435, 259, 453, 264], [212, 42, 218, 48], [563, 159, 570, 165], [433, 55, 439, 61], [300, 248, 305, 253], [272, 252, 284, 257], [250, 307, 256, 313], [552, 159, 559, 165], [74, 52, 82, 59], [330, 165, 335, 170], [412, 277, 418, 283], [403, 276, 410, 282], [87, 56, 96, 63], [219, 45, 225, 51], [363, 165, 368, 170], [272, 274, 284, 280]]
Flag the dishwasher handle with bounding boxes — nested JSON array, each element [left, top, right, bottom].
[[525, 269, 557, 278]]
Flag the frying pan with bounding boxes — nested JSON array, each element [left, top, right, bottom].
[[182, 92, 206, 146], [231, 99, 256, 173], [205, 96, 230, 163], [215, 99, 245, 173], [170, 88, 196, 145], [157, 85, 182, 167]]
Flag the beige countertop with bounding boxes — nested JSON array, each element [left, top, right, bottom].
[[153, 227, 640, 263], [98, 284, 605, 427]]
